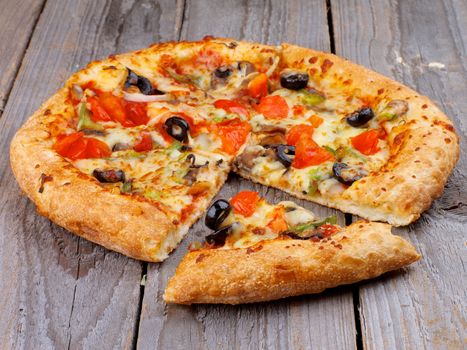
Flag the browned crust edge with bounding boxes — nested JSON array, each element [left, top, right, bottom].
[[163, 221, 420, 304]]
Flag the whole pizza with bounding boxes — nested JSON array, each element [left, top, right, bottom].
[[10, 37, 459, 304]]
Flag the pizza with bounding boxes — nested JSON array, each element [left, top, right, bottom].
[[164, 191, 420, 304], [10, 37, 458, 301]]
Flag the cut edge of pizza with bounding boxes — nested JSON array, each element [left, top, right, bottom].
[[164, 192, 420, 304]]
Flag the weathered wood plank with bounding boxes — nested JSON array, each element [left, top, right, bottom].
[[331, 0, 467, 348], [0, 0, 182, 348], [137, 1, 357, 349], [0, 0, 46, 113]]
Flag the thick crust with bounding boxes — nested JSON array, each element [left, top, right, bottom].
[[10, 88, 227, 262], [164, 222, 420, 304], [236, 42, 459, 226]]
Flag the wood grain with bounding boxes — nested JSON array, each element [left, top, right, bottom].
[[0, 0, 182, 348], [136, 1, 357, 350], [331, 0, 467, 348], [0, 0, 46, 113]]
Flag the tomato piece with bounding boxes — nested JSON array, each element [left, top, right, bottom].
[[214, 118, 251, 155], [292, 105, 305, 116], [319, 224, 340, 237], [247, 73, 268, 99], [214, 99, 249, 117], [88, 96, 111, 122], [98, 92, 132, 127], [230, 191, 260, 217], [286, 124, 315, 146], [85, 138, 112, 158], [53, 132, 84, 156], [124, 101, 149, 126], [255, 95, 289, 119], [267, 207, 288, 233], [133, 132, 153, 152], [292, 135, 335, 169], [351, 129, 380, 155], [308, 115, 323, 128], [65, 137, 89, 160]]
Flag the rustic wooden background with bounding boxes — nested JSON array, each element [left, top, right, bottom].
[[0, 0, 465, 349]]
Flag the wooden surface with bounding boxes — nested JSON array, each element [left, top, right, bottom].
[[0, 0, 465, 349]]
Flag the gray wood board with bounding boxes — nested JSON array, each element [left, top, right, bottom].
[[0, 0, 46, 113], [331, 0, 467, 348], [136, 1, 357, 350], [0, 0, 183, 348]]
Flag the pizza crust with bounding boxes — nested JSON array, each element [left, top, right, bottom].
[[164, 221, 420, 304], [10, 88, 228, 262]]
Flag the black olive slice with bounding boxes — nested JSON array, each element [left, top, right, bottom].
[[275, 144, 296, 168], [214, 65, 232, 79], [205, 199, 232, 231], [164, 116, 190, 143], [332, 162, 368, 186], [346, 107, 374, 127], [92, 169, 125, 183], [205, 225, 233, 247], [280, 70, 309, 90], [124, 68, 164, 95]]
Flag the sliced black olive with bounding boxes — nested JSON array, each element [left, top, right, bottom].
[[93, 169, 125, 183], [332, 162, 368, 186], [214, 65, 232, 79], [205, 224, 233, 247], [280, 70, 309, 90], [346, 107, 374, 127], [164, 116, 190, 143], [275, 145, 296, 167], [186, 154, 209, 168], [205, 199, 232, 231], [124, 68, 164, 95]]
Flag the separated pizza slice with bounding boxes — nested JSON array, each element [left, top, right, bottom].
[[164, 191, 420, 304]]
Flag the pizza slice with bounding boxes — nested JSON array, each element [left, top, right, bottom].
[[232, 42, 459, 226], [164, 191, 420, 304]]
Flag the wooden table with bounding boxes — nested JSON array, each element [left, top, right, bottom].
[[0, 0, 465, 348]]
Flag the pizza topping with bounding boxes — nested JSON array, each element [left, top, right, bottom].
[[255, 95, 289, 119], [133, 132, 153, 152], [164, 116, 190, 143], [332, 162, 368, 186], [346, 107, 375, 127], [186, 153, 209, 168], [273, 144, 295, 168], [247, 73, 268, 99], [230, 191, 260, 217], [300, 90, 325, 106], [378, 100, 408, 120], [351, 129, 380, 155], [283, 215, 338, 240], [124, 68, 163, 95], [205, 224, 233, 247], [211, 65, 232, 88], [77, 103, 103, 131], [123, 91, 168, 103], [92, 169, 125, 183], [205, 199, 232, 230], [53, 132, 111, 160], [214, 99, 249, 117], [286, 124, 314, 146], [292, 136, 335, 169], [213, 118, 251, 155], [280, 69, 309, 90]]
